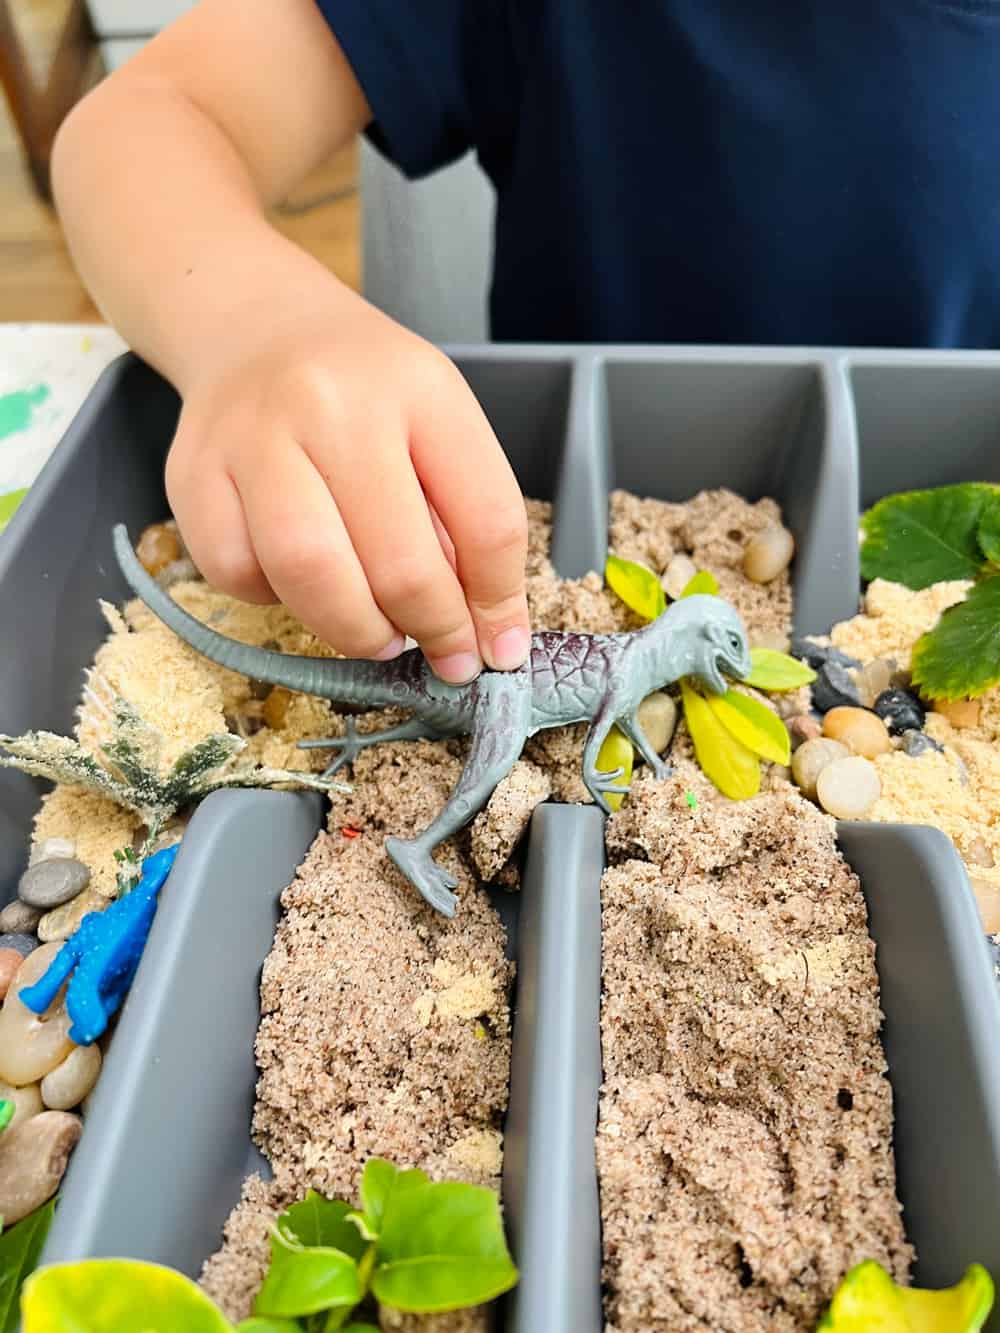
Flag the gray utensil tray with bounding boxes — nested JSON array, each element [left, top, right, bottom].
[[1, 346, 999, 1332]]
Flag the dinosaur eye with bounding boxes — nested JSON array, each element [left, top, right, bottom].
[[729, 633, 741, 651]]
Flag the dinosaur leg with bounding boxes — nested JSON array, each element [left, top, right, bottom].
[[17, 939, 79, 1016], [581, 693, 632, 815], [385, 675, 532, 917], [617, 712, 673, 782], [298, 717, 442, 778]]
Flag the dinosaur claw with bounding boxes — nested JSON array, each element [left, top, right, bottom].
[[385, 836, 459, 918]]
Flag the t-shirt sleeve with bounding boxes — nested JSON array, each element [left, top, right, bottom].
[[313, 0, 474, 179]]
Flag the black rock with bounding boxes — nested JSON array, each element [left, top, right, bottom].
[[900, 729, 944, 758], [790, 636, 863, 673], [873, 688, 926, 736], [811, 662, 862, 713]]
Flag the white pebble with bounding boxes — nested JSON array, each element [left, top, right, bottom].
[[661, 554, 697, 600], [743, 526, 795, 584], [816, 756, 882, 819], [791, 738, 850, 801], [28, 837, 76, 867]]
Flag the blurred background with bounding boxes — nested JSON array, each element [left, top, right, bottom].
[[0, 0, 360, 323]]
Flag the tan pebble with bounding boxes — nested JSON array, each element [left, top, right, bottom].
[[263, 687, 292, 730], [38, 889, 107, 944], [751, 627, 792, 653], [661, 553, 697, 600], [41, 1043, 102, 1111], [852, 659, 893, 709], [0, 1110, 82, 1225], [822, 706, 892, 759], [788, 714, 822, 748], [933, 698, 981, 729], [0, 1078, 43, 1129], [636, 692, 678, 756], [791, 738, 851, 800], [743, 525, 794, 583], [0, 950, 22, 1001], [0, 899, 42, 934], [971, 878, 1000, 934], [967, 837, 995, 870], [816, 756, 882, 819], [136, 521, 182, 576], [0, 944, 74, 1085]]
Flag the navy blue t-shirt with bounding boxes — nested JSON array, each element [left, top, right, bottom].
[[314, 0, 1000, 348]]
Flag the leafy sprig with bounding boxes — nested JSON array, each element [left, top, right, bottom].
[[859, 483, 1000, 701], [599, 555, 814, 802], [19, 1160, 517, 1331]]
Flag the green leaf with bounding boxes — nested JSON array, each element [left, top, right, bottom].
[[706, 690, 790, 765], [859, 484, 1000, 589], [236, 1321, 302, 1332], [340, 1326, 381, 1332], [20, 1258, 233, 1332], [255, 1228, 362, 1320], [0, 1200, 56, 1333], [373, 1181, 518, 1314], [680, 680, 760, 801], [0, 1101, 13, 1134], [743, 648, 817, 691], [595, 726, 634, 813], [910, 574, 1000, 701], [816, 1259, 994, 1331], [359, 1159, 428, 1238], [0, 490, 28, 535], [605, 554, 666, 622], [279, 1192, 367, 1264], [979, 502, 1000, 566], [680, 569, 719, 597]]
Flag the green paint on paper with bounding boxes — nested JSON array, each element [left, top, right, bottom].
[[0, 385, 50, 441], [0, 489, 29, 533]]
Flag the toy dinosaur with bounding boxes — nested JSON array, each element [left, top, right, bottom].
[[113, 525, 752, 916], [20, 844, 179, 1045]]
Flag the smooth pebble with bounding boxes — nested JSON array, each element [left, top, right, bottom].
[[971, 877, 1000, 935], [29, 837, 76, 866], [743, 525, 795, 583], [791, 636, 862, 673], [0, 943, 75, 1085], [0, 932, 38, 958], [136, 521, 182, 575], [0, 950, 22, 1001], [873, 688, 925, 736], [822, 706, 892, 759], [18, 857, 90, 910], [788, 714, 821, 748], [791, 738, 850, 801], [41, 1043, 102, 1111], [853, 659, 893, 709], [636, 691, 678, 756], [0, 1077, 43, 1129], [812, 662, 863, 713], [901, 729, 944, 759], [0, 1110, 82, 1226], [816, 756, 882, 819], [38, 888, 107, 944], [661, 553, 697, 600], [0, 899, 41, 934], [933, 697, 981, 730]]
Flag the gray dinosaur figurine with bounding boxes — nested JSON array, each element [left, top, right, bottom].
[[112, 524, 752, 917]]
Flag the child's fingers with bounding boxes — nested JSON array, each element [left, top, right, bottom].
[[410, 394, 531, 672], [233, 439, 404, 660], [322, 432, 483, 683], [166, 446, 276, 604]]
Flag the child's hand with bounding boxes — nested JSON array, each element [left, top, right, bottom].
[[164, 291, 531, 684]]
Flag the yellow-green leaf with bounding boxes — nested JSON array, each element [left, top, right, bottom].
[[596, 726, 634, 812], [680, 570, 719, 597], [21, 1259, 234, 1332], [706, 690, 791, 765], [817, 1259, 994, 1331], [680, 680, 760, 800], [605, 554, 665, 622], [743, 648, 817, 691]]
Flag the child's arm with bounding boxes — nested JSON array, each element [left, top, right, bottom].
[[52, 0, 530, 683]]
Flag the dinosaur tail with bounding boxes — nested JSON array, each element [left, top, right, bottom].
[[112, 524, 396, 706]]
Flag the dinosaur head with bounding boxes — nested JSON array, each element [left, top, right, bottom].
[[675, 594, 753, 695]]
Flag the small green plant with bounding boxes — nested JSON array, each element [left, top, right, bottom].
[[1, 1200, 56, 1332], [20, 1160, 517, 1331], [0, 694, 349, 892], [816, 1260, 994, 1331], [859, 482, 1000, 702], [600, 555, 814, 801]]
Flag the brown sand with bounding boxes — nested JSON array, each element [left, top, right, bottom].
[[598, 778, 912, 1332]]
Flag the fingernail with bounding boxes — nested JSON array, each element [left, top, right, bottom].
[[432, 651, 482, 685], [489, 626, 530, 671], [373, 633, 406, 661]]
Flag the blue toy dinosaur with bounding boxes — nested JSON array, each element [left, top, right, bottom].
[[19, 844, 179, 1046]]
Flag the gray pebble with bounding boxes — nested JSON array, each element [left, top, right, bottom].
[[0, 933, 38, 959], [0, 900, 41, 935], [812, 662, 862, 713], [901, 730, 944, 758], [790, 636, 863, 673], [18, 858, 90, 910]]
